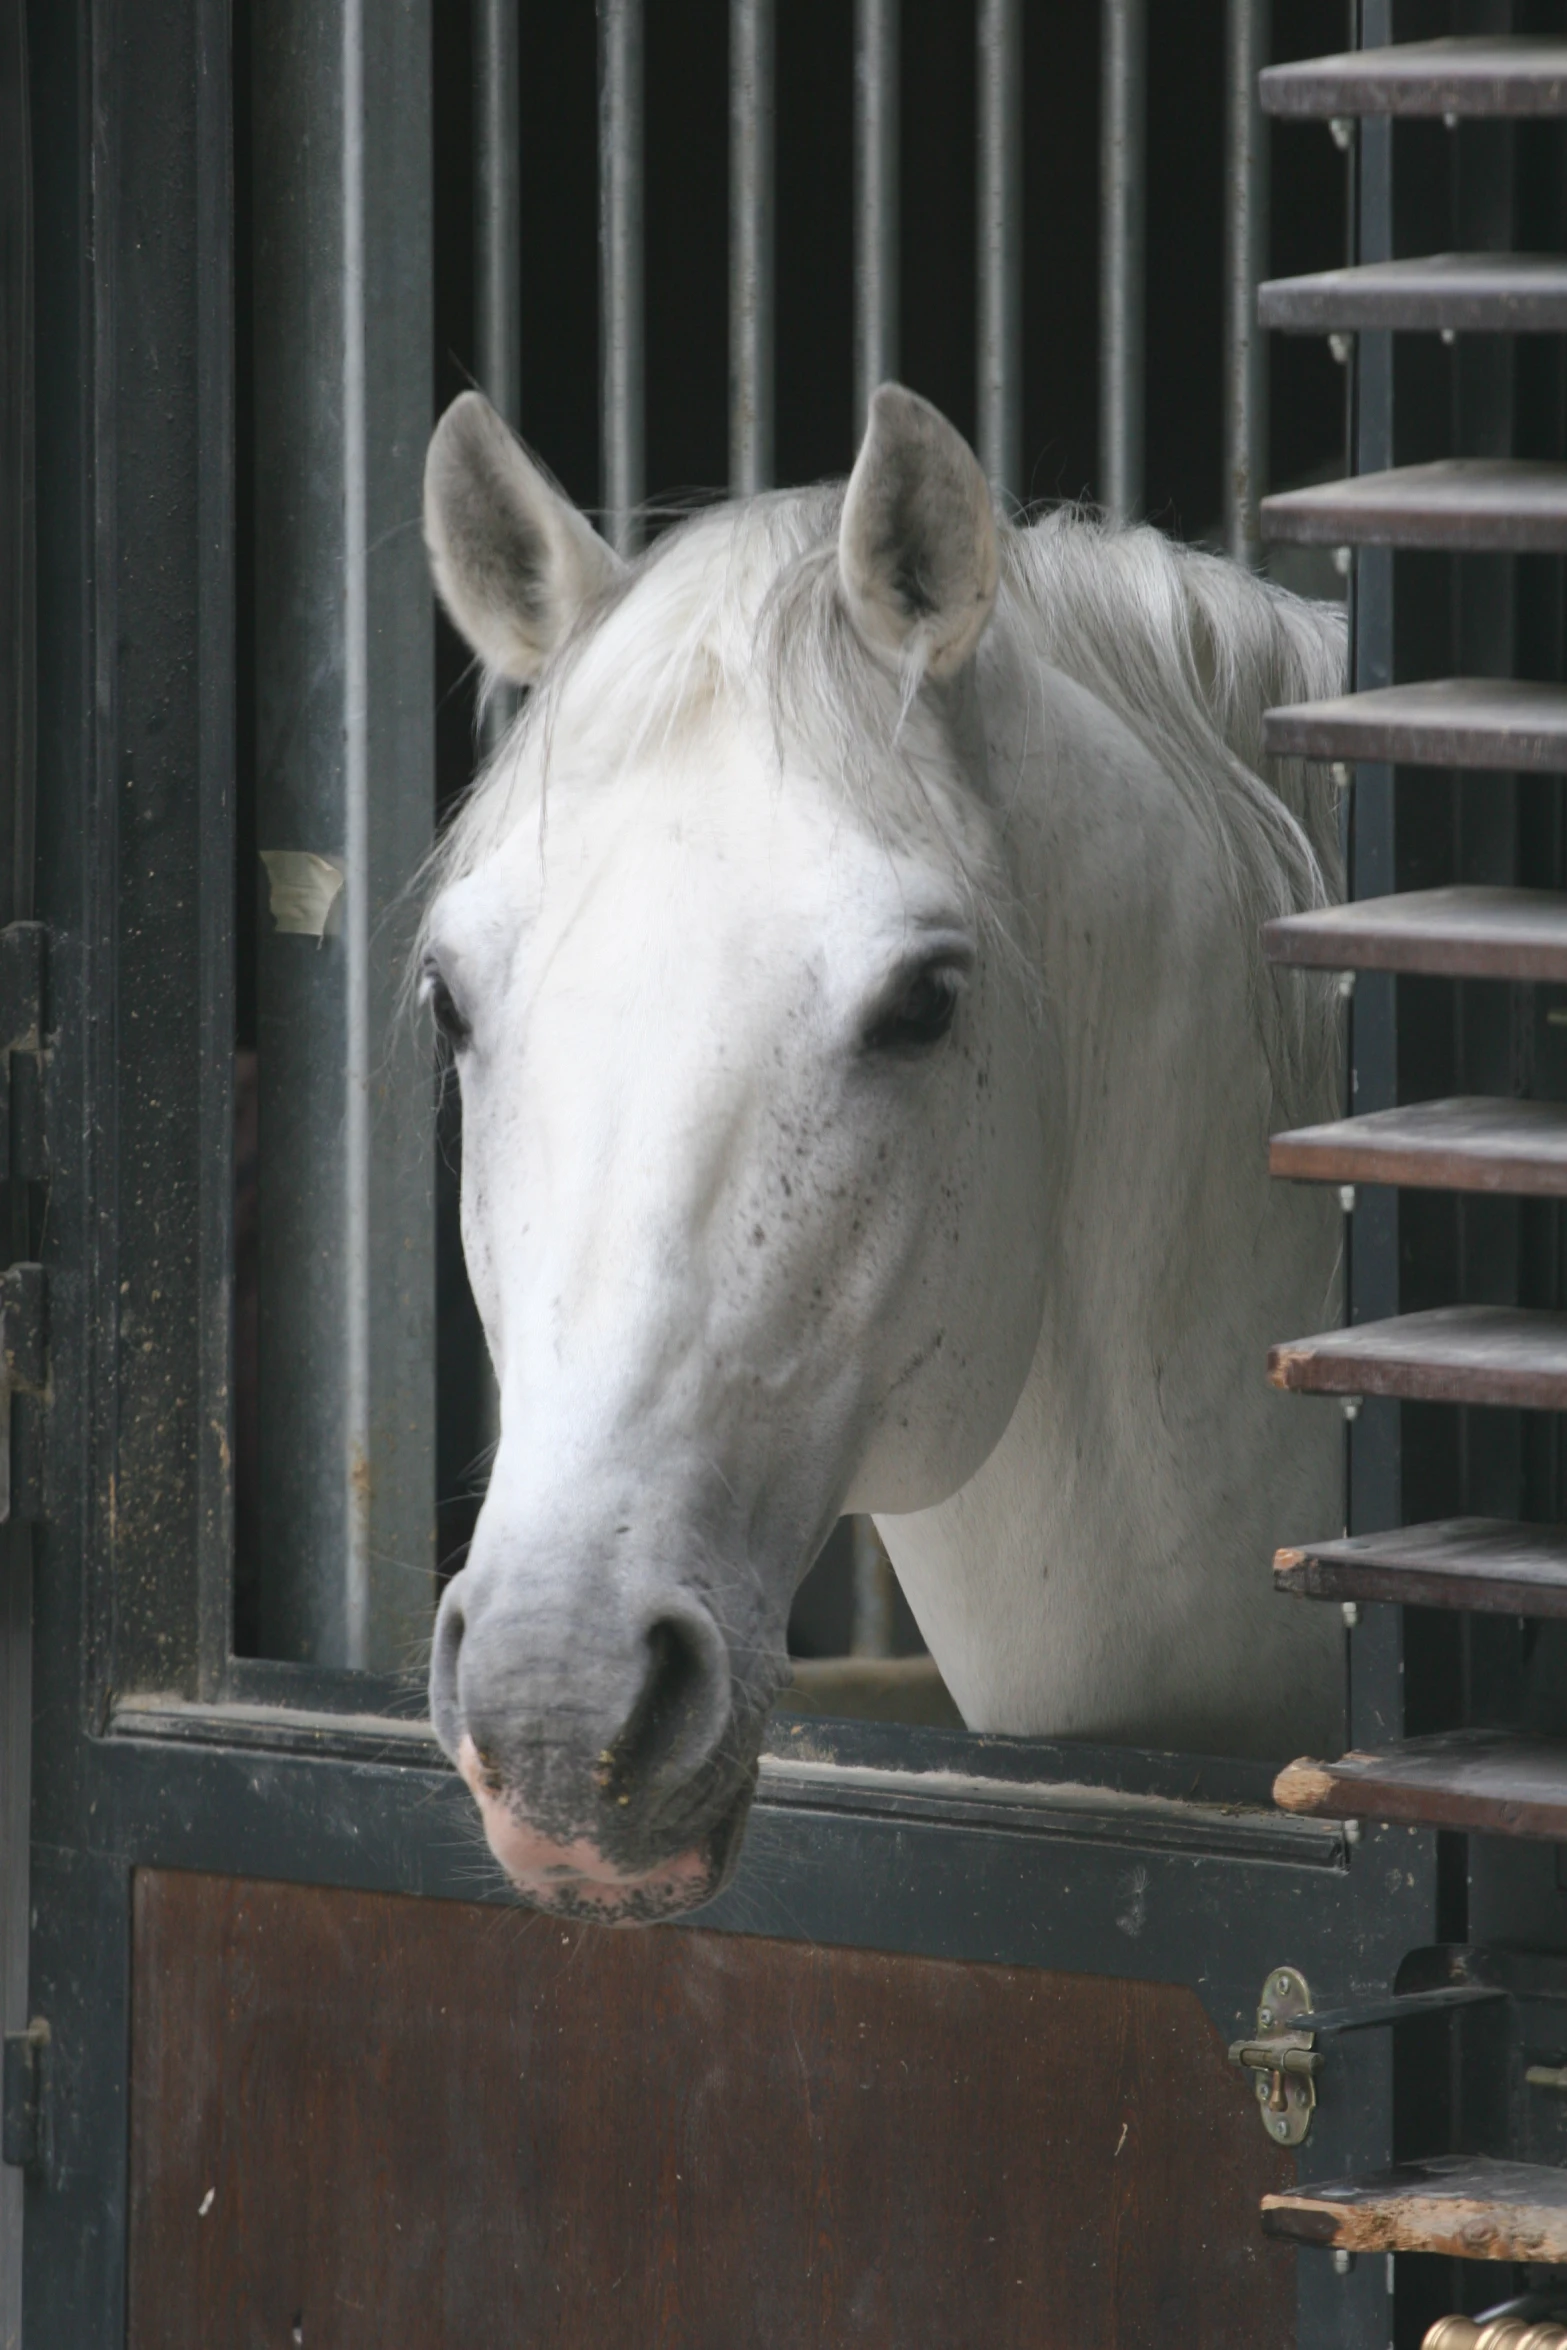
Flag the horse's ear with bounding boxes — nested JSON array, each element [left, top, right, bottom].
[[423, 392, 623, 684], [838, 384, 999, 680]]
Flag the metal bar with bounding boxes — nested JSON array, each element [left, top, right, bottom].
[[850, 1519, 895, 1658], [0, 0, 30, 2327], [853, 0, 898, 438], [599, 0, 644, 554], [475, 0, 521, 434], [474, 0, 522, 755], [1223, 0, 1269, 564], [976, 0, 1022, 499], [729, 0, 774, 494], [195, 0, 235, 1702], [252, 0, 434, 1671], [1098, 0, 1146, 521], [474, 0, 523, 756]]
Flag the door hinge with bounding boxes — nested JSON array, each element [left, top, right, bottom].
[[0, 1261, 48, 1521], [0, 923, 48, 1185], [1, 2019, 50, 2173], [1229, 1966, 1321, 2146]]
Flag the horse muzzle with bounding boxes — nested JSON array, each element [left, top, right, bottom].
[[457, 1736, 753, 1923], [431, 1566, 762, 1923]]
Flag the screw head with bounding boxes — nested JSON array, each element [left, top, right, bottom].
[[1273, 2117, 1290, 2139], [1274, 1975, 1291, 1996], [1259, 2007, 1273, 2026]]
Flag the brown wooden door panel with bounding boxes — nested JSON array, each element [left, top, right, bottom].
[[127, 1869, 1295, 2350]]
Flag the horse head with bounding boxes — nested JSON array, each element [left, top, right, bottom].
[[421, 387, 1049, 1921]]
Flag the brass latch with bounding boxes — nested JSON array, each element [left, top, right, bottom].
[[1229, 1967, 1321, 2146]]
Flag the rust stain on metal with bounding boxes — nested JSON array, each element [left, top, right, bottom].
[[350, 1444, 371, 1525]]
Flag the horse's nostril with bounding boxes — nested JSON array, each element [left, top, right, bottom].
[[429, 1589, 468, 1754], [602, 1615, 720, 1801]]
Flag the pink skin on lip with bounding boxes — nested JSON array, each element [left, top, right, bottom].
[[457, 1734, 712, 1915]]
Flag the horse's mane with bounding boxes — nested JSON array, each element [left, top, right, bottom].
[[424, 484, 1346, 1118], [999, 508, 1346, 1120]]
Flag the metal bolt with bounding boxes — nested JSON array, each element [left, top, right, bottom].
[[1328, 332, 1352, 366], [1333, 545, 1353, 576], [1330, 762, 1351, 789], [1274, 1975, 1291, 1996], [1339, 1185, 1356, 1215], [1342, 1600, 1360, 1629], [1272, 2116, 1290, 2139], [1332, 2248, 1354, 2276], [1342, 1397, 1361, 1423], [1329, 115, 1353, 150], [1336, 971, 1355, 1001], [1442, 109, 1458, 130], [1344, 1819, 1362, 1846], [1441, 327, 1457, 347]]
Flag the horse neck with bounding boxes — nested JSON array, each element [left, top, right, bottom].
[[879, 654, 1344, 1754]]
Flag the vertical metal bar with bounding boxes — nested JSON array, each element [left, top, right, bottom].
[[599, 0, 644, 554], [252, 0, 435, 1671], [1098, 0, 1145, 521], [195, 0, 236, 1699], [853, 0, 898, 439], [1223, 0, 1269, 566], [475, 0, 521, 760], [851, 1518, 896, 1658], [729, 0, 774, 494], [0, 0, 30, 2327], [976, 0, 1021, 500], [475, 0, 521, 436]]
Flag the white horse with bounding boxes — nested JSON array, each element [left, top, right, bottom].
[[421, 383, 1347, 1923]]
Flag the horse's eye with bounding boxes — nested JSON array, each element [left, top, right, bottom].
[[863, 963, 962, 1055], [424, 966, 471, 1052]]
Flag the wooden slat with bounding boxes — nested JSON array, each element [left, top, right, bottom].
[[1267, 1305, 1567, 1410], [1261, 460, 1567, 552], [1274, 1518, 1567, 1617], [1263, 887, 1567, 981], [1274, 1729, 1567, 1841], [1260, 2156, 1567, 2263], [1270, 1097, 1567, 1195], [1263, 679, 1567, 771], [1259, 253, 1567, 335], [1261, 38, 1567, 121]]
